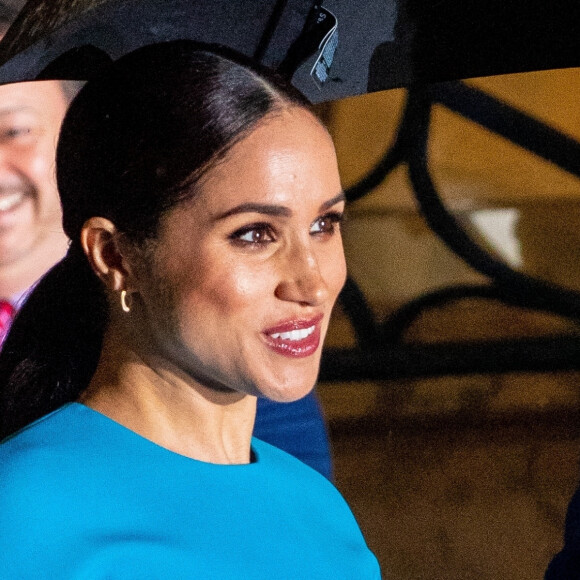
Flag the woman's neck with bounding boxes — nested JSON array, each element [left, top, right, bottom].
[[79, 328, 257, 465]]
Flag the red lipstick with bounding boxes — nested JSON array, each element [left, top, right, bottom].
[[262, 314, 323, 358]]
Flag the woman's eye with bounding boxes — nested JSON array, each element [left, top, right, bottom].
[[231, 224, 276, 245], [310, 212, 344, 236]]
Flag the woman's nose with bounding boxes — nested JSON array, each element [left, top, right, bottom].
[[275, 243, 330, 306]]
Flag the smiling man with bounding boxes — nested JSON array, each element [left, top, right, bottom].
[[0, 4, 70, 341]]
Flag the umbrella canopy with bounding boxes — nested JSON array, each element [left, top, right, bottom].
[[0, 0, 578, 103]]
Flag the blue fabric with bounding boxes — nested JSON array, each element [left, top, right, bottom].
[[0, 403, 380, 579], [546, 485, 580, 578], [254, 391, 333, 480]]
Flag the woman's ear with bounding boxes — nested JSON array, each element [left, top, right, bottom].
[[80, 217, 133, 292]]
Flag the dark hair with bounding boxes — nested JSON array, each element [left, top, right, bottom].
[[0, 40, 310, 439], [0, 1, 18, 36], [59, 79, 85, 103]]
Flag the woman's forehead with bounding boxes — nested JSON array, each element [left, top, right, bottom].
[[195, 109, 338, 205], [158, 108, 340, 232]]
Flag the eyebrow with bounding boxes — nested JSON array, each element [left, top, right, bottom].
[[0, 105, 35, 116], [215, 191, 346, 221], [320, 191, 346, 211]]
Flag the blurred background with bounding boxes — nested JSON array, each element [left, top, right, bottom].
[[316, 67, 580, 579]]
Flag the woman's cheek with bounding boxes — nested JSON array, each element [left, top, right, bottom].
[[322, 243, 347, 302], [206, 261, 273, 314]]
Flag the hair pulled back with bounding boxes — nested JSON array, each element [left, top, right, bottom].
[[0, 40, 309, 439]]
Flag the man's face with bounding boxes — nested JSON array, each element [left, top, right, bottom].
[[0, 80, 68, 267]]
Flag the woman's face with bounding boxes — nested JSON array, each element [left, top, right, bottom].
[[135, 107, 346, 402]]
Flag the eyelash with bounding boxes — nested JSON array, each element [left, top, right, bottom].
[[229, 211, 344, 247], [311, 211, 344, 236], [229, 223, 276, 246]]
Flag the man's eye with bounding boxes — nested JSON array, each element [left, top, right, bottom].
[[310, 212, 344, 235], [231, 224, 276, 245], [0, 126, 32, 141]]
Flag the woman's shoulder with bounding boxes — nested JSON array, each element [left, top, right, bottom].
[[1, 402, 75, 449], [2, 401, 84, 445], [251, 436, 358, 514], [0, 405, 87, 539], [250, 437, 381, 577], [252, 436, 330, 481], [0, 404, 77, 477], [0, 403, 104, 496]]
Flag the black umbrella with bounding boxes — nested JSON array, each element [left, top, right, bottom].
[[0, 0, 578, 103]]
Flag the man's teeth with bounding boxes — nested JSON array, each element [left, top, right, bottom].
[[0, 192, 24, 212], [270, 325, 315, 341]]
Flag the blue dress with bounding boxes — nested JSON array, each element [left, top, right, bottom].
[[0, 403, 380, 579]]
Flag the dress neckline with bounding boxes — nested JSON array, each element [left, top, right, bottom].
[[67, 401, 260, 467]]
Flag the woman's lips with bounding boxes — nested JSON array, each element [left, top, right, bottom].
[[262, 314, 323, 358]]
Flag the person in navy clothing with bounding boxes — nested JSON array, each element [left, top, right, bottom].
[[546, 486, 580, 578]]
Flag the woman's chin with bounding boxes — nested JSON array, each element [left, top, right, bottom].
[[257, 378, 317, 403]]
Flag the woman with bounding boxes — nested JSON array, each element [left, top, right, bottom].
[[0, 41, 380, 577]]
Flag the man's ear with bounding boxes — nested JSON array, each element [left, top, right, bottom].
[[80, 217, 133, 292]]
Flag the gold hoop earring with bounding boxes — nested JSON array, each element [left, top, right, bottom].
[[120, 290, 132, 313]]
